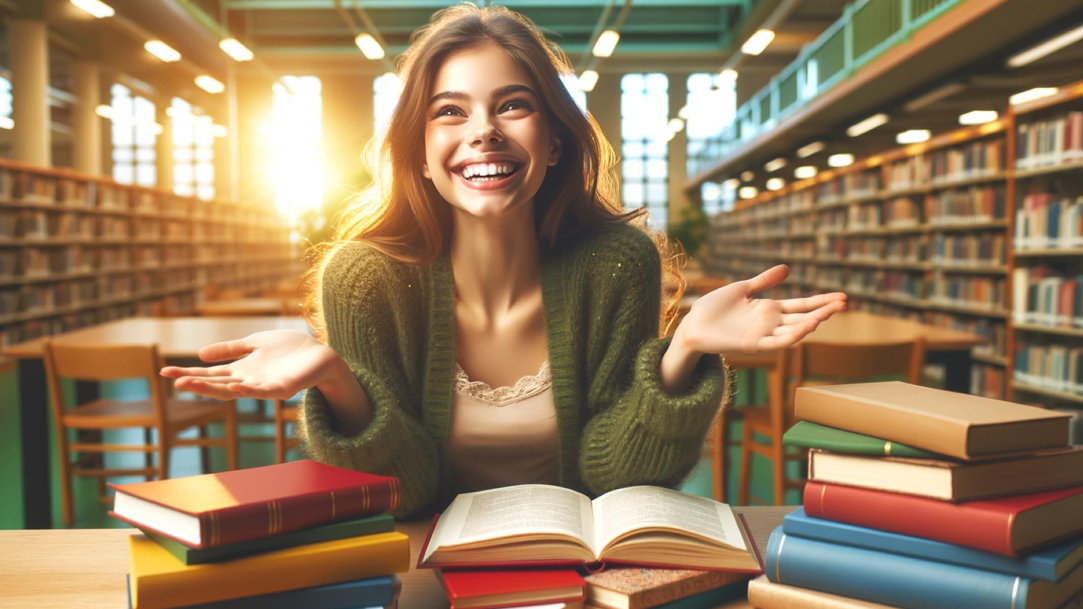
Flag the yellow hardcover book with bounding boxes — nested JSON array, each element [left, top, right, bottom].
[[128, 531, 410, 609]]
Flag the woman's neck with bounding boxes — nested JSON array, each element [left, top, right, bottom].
[[449, 207, 541, 324]]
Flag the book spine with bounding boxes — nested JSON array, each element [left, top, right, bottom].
[[205, 478, 400, 547], [748, 576, 901, 609], [803, 482, 1015, 555], [765, 528, 1029, 609]]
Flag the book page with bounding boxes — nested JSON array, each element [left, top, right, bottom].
[[426, 484, 595, 555], [591, 486, 747, 552]]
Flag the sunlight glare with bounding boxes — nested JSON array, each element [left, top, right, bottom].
[[271, 76, 323, 224]]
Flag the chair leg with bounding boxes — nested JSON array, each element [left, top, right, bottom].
[[771, 435, 787, 506], [157, 437, 170, 480], [737, 423, 754, 506], [274, 401, 286, 464], [225, 404, 239, 471], [198, 425, 210, 473], [56, 432, 75, 527], [711, 409, 728, 503], [143, 428, 154, 481]]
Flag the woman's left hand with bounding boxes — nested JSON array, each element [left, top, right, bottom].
[[674, 264, 847, 355]]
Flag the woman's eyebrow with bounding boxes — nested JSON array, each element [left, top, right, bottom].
[[428, 84, 537, 106]]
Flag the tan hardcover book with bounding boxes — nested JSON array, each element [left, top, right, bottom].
[[794, 381, 1071, 459], [747, 576, 901, 609], [807, 446, 1083, 502]]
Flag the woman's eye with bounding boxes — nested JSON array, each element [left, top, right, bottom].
[[432, 105, 464, 118], [500, 99, 534, 113]]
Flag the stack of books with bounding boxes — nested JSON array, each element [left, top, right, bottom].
[[749, 381, 1083, 609], [417, 484, 763, 609], [109, 459, 412, 609]]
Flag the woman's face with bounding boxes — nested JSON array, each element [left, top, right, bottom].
[[423, 42, 560, 220]]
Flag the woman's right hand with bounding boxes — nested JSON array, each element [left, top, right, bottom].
[[159, 329, 345, 401]]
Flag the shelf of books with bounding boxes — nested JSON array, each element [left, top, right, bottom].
[[706, 119, 1012, 400], [0, 159, 297, 348]]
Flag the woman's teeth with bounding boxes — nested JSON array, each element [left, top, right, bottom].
[[461, 162, 516, 180]]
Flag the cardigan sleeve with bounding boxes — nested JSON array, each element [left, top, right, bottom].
[[298, 243, 440, 518], [576, 229, 727, 496]]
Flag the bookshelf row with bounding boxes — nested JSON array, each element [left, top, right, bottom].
[[0, 159, 298, 347], [704, 79, 1083, 409]]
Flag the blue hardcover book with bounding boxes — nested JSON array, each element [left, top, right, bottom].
[[765, 527, 1083, 609], [784, 508, 1083, 582], [126, 574, 397, 609], [655, 579, 748, 609]]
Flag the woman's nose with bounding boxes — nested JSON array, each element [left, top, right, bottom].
[[471, 116, 504, 145]]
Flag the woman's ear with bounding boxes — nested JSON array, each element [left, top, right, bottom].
[[422, 163, 431, 179], [548, 136, 562, 166]]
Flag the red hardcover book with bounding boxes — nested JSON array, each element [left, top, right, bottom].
[[109, 459, 399, 549], [438, 568, 585, 609], [804, 481, 1083, 556]]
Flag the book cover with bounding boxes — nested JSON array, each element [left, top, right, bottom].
[[141, 513, 395, 565], [783, 507, 1083, 581], [127, 531, 410, 609], [764, 527, 1083, 609], [126, 574, 399, 609], [794, 381, 1071, 459], [584, 565, 751, 609], [109, 459, 399, 548], [806, 445, 1083, 501], [804, 481, 1083, 556], [438, 568, 585, 609], [747, 575, 907, 609], [782, 421, 939, 458]]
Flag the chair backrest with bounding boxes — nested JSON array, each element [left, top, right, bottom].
[[42, 339, 168, 419]]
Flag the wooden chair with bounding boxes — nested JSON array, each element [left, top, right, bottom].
[[42, 339, 239, 526], [737, 337, 927, 505], [273, 398, 300, 463]]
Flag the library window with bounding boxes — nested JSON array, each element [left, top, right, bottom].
[[561, 73, 587, 112], [373, 72, 401, 134], [271, 76, 323, 222], [621, 73, 669, 229], [110, 84, 157, 188], [0, 75, 11, 129], [170, 98, 216, 201], [686, 73, 736, 215]]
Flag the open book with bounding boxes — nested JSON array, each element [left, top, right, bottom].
[[418, 484, 763, 572]]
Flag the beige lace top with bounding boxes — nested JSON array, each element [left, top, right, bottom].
[[445, 360, 559, 494]]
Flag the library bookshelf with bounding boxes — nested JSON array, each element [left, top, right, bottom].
[[0, 159, 298, 348], [705, 78, 1083, 414]]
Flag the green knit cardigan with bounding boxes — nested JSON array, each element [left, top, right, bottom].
[[299, 224, 726, 518]]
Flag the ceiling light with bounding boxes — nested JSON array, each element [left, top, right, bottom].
[[0, 117, 13, 130], [896, 129, 931, 144], [959, 110, 998, 125], [578, 70, 599, 92], [70, 0, 114, 18], [211, 124, 228, 138], [796, 141, 825, 158], [592, 29, 620, 58], [722, 178, 740, 189], [766, 177, 785, 191], [94, 104, 115, 119], [1009, 87, 1058, 106], [219, 38, 254, 62], [151, 123, 164, 135], [741, 29, 775, 56], [764, 157, 787, 172], [739, 186, 759, 199], [144, 40, 181, 63], [1007, 24, 1083, 68], [354, 33, 385, 60], [828, 153, 854, 167], [717, 69, 738, 85], [668, 118, 685, 133], [794, 165, 817, 179], [740, 170, 754, 182], [902, 82, 965, 112], [677, 105, 691, 120], [195, 75, 225, 94], [846, 113, 889, 137]]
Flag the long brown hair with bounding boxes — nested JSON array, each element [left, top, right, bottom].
[[304, 4, 685, 334]]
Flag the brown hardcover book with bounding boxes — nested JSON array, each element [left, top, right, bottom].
[[794, 381, 1071, 459], [747, 575, 903, 609], [807, 446, 1083, 502], [584, 566, 750, 609]]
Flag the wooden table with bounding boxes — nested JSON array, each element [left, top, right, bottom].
[[196, 298, 293, 317], [2, 316, 311, 529], [0, 506, 795, 609]]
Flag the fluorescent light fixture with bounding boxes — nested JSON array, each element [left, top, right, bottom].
[[896, 129, 931, 144], [796, 141, 825, 158], [903, 82, 965, 112], [219, 38, 254, 62], [592, 29, 620, 58], [827, 153, 854, 168], [846, 113, 889, 137], [151, 123, 164, 135], [211, 124, 228, 138], [195, 75, 225, 94], [766, 177, 785, 191], [354, 33, 385, 59], [578, 70, 599, 92], [794, 165, 817, 179], [677, 105, 691, 120], [738, 186, 759, 199], [741, 29, 775, 56], [0, 117, 13, 130], [764, 157, 787, 173], [70, 0, 114, 18], [144, 40, 181, 62], [740, 170, 755, 182], [1007, 24, 1083, 68], [959, 110, 998, 125], [667, 118, 685, 133], [94, 104, 115, 119], [702, 182, 722, 200], [722, 178, 740, 189], [1009, 87, 1058, 106], [717, 68, 738, 85]]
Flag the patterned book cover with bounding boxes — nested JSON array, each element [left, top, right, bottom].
[[584, 565, 751, 609]]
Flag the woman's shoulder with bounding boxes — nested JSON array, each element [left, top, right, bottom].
[[322, 241, 421, 290], [563, 223, 661, 267]]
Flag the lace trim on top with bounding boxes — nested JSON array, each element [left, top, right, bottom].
[[453, 360, 552, 407]]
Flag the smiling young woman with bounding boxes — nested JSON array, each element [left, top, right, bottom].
[[161, 4, 847, 519]]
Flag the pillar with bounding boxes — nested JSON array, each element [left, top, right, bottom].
[[72, 61, 102, 175], [8, 18, 50, 166]]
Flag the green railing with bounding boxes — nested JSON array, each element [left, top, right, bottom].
[[690, 0, 966, 178]]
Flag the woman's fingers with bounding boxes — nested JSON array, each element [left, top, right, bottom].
[[742, 264, 790, 294], [197, 338, 258, 363]]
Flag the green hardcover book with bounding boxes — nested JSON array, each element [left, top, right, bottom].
[[141, 513, 396, 565], [783, 421, 940, 459]]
